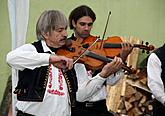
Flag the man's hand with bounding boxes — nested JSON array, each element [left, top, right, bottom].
[[49, 55, 73, 70], [99, 56, 123, 78], [120, 42, 133, 61]]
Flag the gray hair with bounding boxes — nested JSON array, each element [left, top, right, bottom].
[[36, 10, 68, 40]]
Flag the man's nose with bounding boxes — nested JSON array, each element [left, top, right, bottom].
[[63, 30, 68, 37], [84, 24, 90, 30]]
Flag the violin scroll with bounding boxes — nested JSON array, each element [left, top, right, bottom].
[[135, 41, 155, 54]]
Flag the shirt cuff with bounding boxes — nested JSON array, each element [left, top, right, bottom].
[[40, 53, 51, 64], [94, 73, 107, 83]]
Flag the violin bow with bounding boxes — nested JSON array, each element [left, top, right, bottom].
[[73, 11, 112, 65], [73, 37, 100, 64], [100, 11, 111, 49]]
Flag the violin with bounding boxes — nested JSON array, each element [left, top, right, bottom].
[[82, 36, 155, 58], [57, 39, 136, 74], [57, 39, 106, 70]]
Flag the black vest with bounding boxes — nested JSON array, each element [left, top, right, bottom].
[[154, 44, 165, 85], [14, 40, 78, 105]]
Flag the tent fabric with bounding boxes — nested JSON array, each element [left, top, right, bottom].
[[8, 0, 29, 115]]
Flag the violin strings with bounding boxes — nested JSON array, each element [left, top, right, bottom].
[[73, 37, 100, 64]]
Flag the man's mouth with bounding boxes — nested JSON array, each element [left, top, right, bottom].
[[60, 39, 65, 42], [59, 39, 67, 45], [82, 31, 89, 35], [60, 38, 67, 42]]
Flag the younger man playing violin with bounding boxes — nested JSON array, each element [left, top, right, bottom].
[[69, 5, 133, 116]]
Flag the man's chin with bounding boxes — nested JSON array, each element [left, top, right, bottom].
[[81, 34, 90, 38]]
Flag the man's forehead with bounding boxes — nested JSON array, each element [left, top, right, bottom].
[[55, 25, 67, 29], [78, 16, 93, 22]]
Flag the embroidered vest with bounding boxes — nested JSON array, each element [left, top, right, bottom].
[[14, 41, 49, 101], [14, 40, 78, 105]]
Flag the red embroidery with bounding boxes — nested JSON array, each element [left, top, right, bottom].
[[58, 70, 63, 90], [47, 65, 64, 96], [87, 70, 93, 77], [47, 89, 64, 96]]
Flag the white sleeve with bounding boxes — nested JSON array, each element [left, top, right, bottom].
[[106, 69, 124, 85], [6, 44, 50, 71], [74, 63, 106, 101], [147, 53, 165, 104]]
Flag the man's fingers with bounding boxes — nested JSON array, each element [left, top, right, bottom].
[[50, 55, 73, 70], [66, 58, 73, 70]]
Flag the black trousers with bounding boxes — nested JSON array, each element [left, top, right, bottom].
[[153, 100, 165, 116], [16, 110, 34, 116], [71, 99, 114, 116]]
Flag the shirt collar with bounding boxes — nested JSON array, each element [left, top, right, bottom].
[[41, 40, 54, 54]]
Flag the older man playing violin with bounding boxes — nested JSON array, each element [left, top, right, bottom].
[[68, 5, 133, 116]]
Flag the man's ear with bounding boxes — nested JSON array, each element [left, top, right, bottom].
[[72, 20, 76, 28], [42, 32, 49, 40]]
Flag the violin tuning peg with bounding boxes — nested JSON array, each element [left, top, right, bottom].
[[145, 42, 149, 45], [132, 69, 137, 74], [146, 51, 150, 54], [129, 65, 132, 68], [141, 41, 144, 45], [142, 49, 145, 53]]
